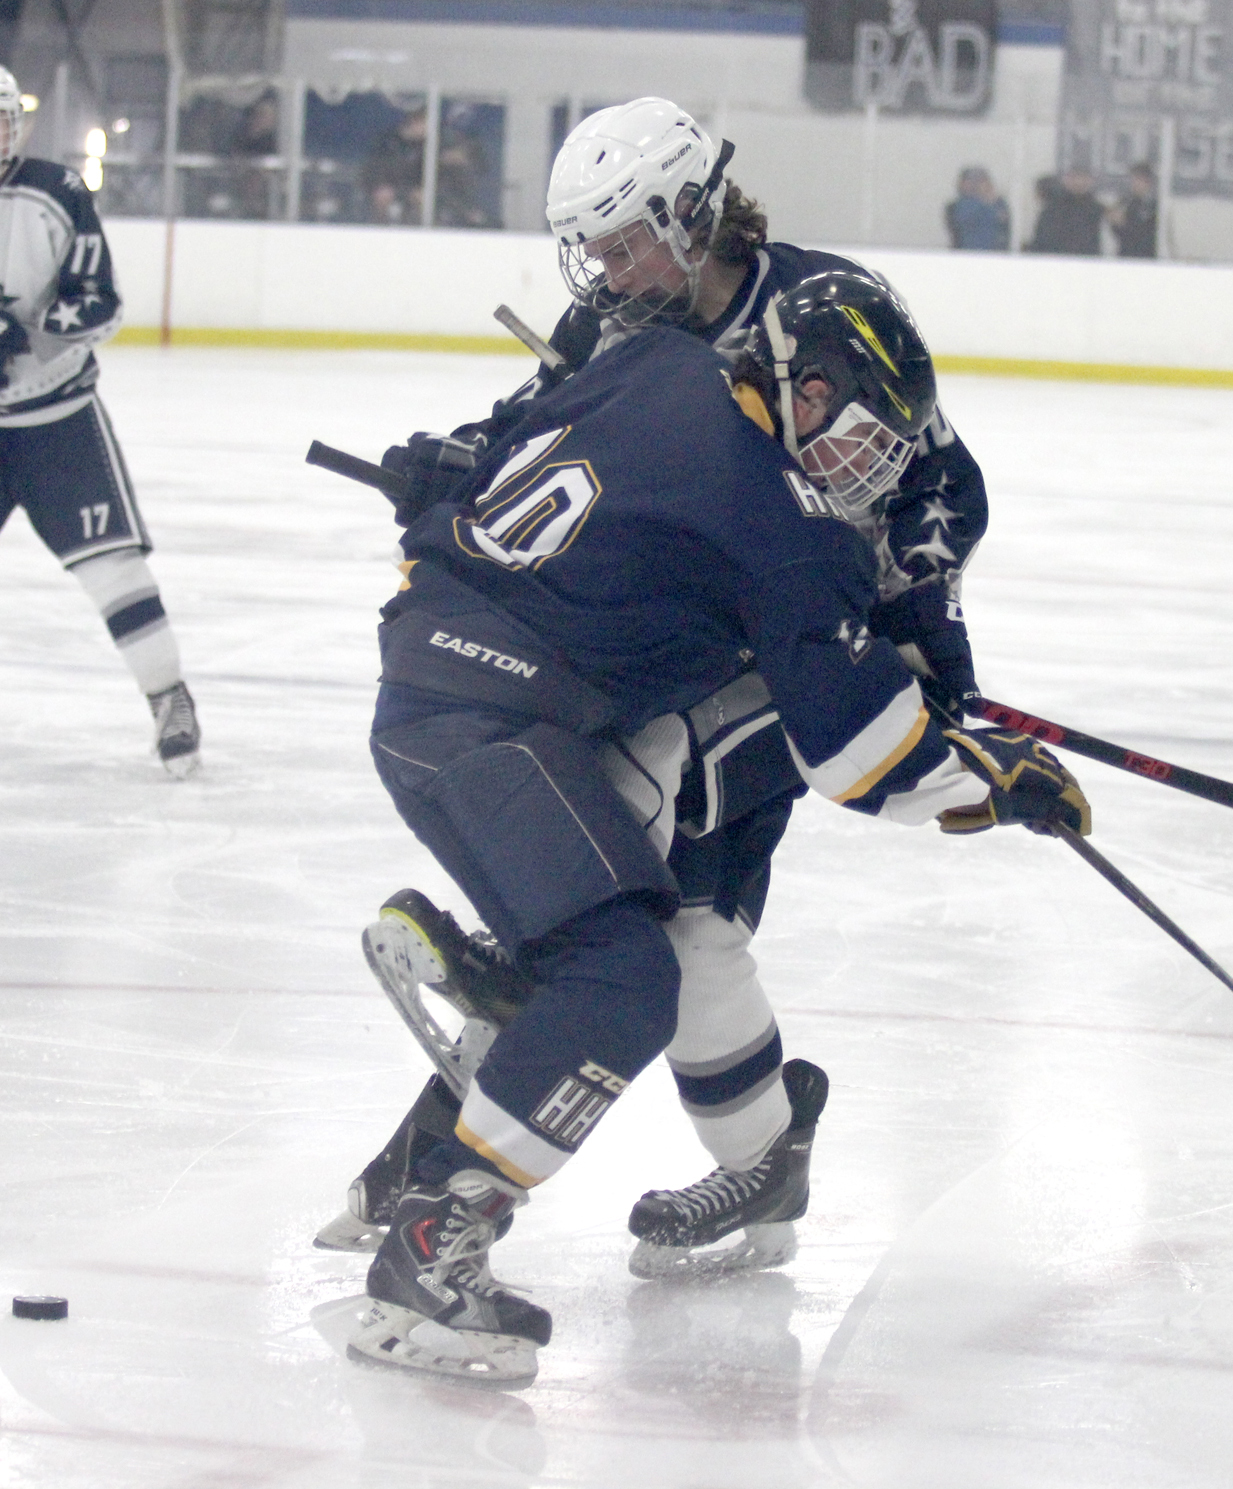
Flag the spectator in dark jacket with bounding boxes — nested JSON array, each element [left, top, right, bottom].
[[1108, 162, 1158, 258], [945, 166, 1010, 251], [1025, 169, 1104, 255], [362, 106, 428, 224]]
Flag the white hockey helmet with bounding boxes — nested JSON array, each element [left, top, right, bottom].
[[0, 67, 25, 168], [546, 97, 733, 326]]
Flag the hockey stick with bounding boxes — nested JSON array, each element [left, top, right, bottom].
[[970, 697, 1233, 811], [924, 686, 1233, 991], [305, 439, 407, 506], [493, 303, 566, 370], [1051, 822, 1233, 994]]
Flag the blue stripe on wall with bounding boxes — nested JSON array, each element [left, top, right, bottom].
[[998, 21, 1065, 44], [287, 0, 805, 34], [288, 2, 1067, 45]]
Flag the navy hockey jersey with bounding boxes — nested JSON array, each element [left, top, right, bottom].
[[0, 157, 122, 424], [459, 241, 988, 608], [385, 330, 986, 825]]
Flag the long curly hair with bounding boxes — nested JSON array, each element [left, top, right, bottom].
[[709, 182, 769, 265]]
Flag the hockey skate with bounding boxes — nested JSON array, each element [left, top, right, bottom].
[[627, 1058, 829, 1280], [315, 1103, 436, 1251], [315, 1077, 477, 1252], [317, 893, 535, 1251], [361, 889, 536, 1102], [348, 1169, 551, 1389], [148, 681, 201, 777]]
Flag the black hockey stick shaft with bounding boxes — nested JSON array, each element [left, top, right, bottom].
[[973, 697, 1233, 810], [1052, 822, 1233, 993], [305, 439, 406, 506]]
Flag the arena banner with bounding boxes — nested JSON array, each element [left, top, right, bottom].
[[1060, 0, 1233, 197], [803, 0, 998, 114]]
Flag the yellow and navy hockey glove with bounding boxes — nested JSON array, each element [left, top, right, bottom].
[[938, 728, 1092, 837]]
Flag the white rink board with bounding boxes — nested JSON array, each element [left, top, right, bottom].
[[1, 346, 1233, 1488], [103, 217, 1233, 374]]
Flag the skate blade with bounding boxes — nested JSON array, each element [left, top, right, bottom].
[[312, 1209, 387, 1253], [362, 923, 497, 1101], [161, 749, 201, 780], [370, 907, 451, 990], [628, 1220, 798, 1281], [348, 1304, 539, 1389]]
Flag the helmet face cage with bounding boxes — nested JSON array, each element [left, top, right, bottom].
[[797, 401, 916, 515], [0, 68, 24, 168], [557, 205, 701, 329]]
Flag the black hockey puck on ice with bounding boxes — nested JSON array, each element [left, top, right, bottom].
[[12, 1296, 68, 1320]]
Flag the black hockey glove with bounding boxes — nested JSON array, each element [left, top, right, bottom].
[[871, 582, 979, 717], [0, 310, 30, 390], [381, 431, 478, 527], [938, 728, 1092, 837]]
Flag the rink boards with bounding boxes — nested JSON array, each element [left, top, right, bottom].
[[103, 217, 1233, 388]]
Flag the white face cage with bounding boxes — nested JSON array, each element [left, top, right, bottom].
[[0, 78, 24, 168], [558, 206, 702, 329], [798, 401, 915, 515]]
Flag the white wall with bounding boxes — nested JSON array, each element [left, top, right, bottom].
[[103, 217, 1233, 375], [105, 218, 575, 341]]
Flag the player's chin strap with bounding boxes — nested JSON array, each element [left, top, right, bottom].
[[762, 292, 799, 461], [679, 138, 736, 242]]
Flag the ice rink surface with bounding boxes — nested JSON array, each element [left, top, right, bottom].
[[2, 345, 1232, 1489]]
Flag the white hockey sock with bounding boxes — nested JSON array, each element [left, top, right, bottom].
[[664, 908, 791, 1171], [71, 550, 183, 696]]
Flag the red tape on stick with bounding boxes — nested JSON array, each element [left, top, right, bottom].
[[974, 699, 1233, 810]]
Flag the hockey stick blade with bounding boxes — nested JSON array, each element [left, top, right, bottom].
[[973, 698, 1233, 811], [493, 304, 565, 370], [1052, 822, 1233, 994]]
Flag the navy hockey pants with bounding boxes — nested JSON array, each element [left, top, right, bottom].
[[371, 682, 680, 1185]]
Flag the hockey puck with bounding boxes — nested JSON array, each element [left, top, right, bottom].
[[12, 1296, 68, 1321]]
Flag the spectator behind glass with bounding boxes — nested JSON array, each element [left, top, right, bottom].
[[435, 135, 493, 228], [229, 90, 279, 219], [945, 166, 1010, 251], [361, 105, 428, 224], [231, 92, 279, 156], [1108, 162, 1158, 258], [1025, 168, 1104, 255]]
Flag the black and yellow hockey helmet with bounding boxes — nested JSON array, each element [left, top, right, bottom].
[[737, 269, 937, 513]]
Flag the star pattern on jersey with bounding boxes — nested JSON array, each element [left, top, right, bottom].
[[45, 298, 83, 331], [62, 168, 86, 193], [896, 472, 963, 573], [900, 529, 957, 570], [920, 494, 960, 531], [79, 277, 103, 310]]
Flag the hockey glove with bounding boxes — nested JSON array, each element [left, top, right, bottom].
[[871, 582, 979, 717], [0, 310, 30, 390], [938, 728, 1092, 837], [381, 431, 478, 527]]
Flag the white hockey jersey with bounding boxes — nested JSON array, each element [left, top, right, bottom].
[[0, 156, 122, 425]]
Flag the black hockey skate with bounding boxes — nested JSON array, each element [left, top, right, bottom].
[[317, 892, 534, 1251], [361, 889, 536, 1101], [314, 1078, 460, 1251], [348, 1169, 551, 1389], [147, 681, 200, 778], [627, 1058, 829, 1280]]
